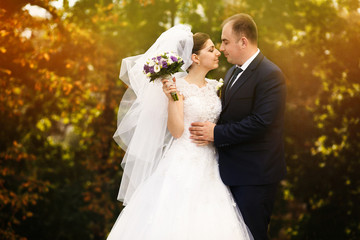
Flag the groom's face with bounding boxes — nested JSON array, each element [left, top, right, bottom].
[[220, 22, 243, 65]]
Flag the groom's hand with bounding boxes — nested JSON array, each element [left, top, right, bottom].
[[189, 121, 215, 145]]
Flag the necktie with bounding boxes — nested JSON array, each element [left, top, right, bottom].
[[225, 67, 243, 95]]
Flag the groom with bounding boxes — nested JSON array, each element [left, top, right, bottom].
[[189, 14, 286, 239]]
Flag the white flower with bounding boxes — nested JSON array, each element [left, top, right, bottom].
[[154, 64, 161, 73], [216, 78, 224, 91], [148, 60, 155, 67]]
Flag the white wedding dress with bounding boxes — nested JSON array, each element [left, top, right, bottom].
[[107, 77, 252, 240]]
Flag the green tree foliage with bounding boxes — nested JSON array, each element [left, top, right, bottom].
[[0, 1, 124, 239], [285, 5, 360, 238], [0, 0, 359, 239]]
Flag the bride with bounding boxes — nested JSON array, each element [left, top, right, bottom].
[[109, 25, 253, 240]]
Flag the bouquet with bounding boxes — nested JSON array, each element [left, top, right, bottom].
[[143, 52, 184, 101]]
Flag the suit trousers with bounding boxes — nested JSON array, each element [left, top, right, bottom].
[[230, 182, 279, 240]]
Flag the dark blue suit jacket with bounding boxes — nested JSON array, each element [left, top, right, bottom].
[[214, 52, 286, 186]]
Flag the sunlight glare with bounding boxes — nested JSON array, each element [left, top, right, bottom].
[[23, 4, 52, 19]]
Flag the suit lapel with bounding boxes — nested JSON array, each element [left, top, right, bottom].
[[223, 52, 265, 110]]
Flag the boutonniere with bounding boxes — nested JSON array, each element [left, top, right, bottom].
[[216, 78, 224, 97]]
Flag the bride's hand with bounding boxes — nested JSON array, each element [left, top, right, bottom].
[[161, 77, 179, 100]]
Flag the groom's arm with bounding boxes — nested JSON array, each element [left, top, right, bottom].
[[214, 70, 286, 147]]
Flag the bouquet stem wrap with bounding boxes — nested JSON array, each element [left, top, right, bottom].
[[165, 75, 179, 101], [171, 92, 179, 101]]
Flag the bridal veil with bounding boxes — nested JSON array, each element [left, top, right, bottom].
[[113, 25, 194, 205]]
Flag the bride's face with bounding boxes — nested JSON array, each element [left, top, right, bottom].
[[197, 39, 221, 70]]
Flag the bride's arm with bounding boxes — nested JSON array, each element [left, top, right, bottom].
[[162, 79, 184, 138]]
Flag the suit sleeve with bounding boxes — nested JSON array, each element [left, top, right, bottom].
[[214, 70, 286, 147]]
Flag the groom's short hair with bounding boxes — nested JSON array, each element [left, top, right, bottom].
[[222, 13, 258, 45]]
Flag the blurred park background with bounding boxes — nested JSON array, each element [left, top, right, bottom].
[[0, 0, 359, 239]]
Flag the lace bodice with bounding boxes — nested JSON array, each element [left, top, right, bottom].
[[175, 78, 222, 140]]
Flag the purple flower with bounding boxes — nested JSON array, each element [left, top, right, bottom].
[[149, 66, 155, 74], [161, 61, 168, 68], [157, 56, 162, 61], [170, 56, 178, 62], [143, 65, 149, 73]]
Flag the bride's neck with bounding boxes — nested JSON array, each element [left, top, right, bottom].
[[186, 68, 208, 87]]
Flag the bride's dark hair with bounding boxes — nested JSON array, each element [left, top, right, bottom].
[[192, 32, 210, 54]]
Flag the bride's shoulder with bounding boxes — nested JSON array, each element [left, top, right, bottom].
[[174, 77, 189, 94], [175, 77, 187, 85], [176, 77, 188, 88], [206, 78, 222, 88]]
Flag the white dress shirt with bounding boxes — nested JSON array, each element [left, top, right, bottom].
[[230, 48, 260, 88]]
